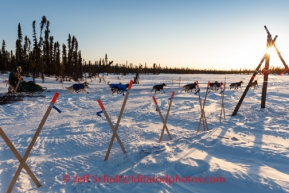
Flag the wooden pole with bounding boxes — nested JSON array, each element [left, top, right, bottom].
[[261, 26, 273, 108], [0, 127, 41, 187], [220, 78, 226, 121], [232, 35, 278, 116], [202, 82, 209, 130], [7, 92, 59, 193], [196, 81, 209, 132], [99, 102, 126, 154], [273, 43, 289, 69], [102, 80, 133, 161], [153, 91, 174, 143], [152, 96, 171, 142]]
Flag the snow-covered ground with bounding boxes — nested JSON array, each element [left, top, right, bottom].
[[1, 73, 289, 193]]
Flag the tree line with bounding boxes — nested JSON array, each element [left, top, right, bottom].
[[0, 16, 84, 82], [75, 62, 289, 76], [1, 16, 288, 81]]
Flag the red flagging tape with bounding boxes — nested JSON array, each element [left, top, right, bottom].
[[51, 92, 59, 103], [262, 67, 270, 75], [97, 99, 105, 110], [128, 80, 133, 89], [171, 91, 175, 99], [280, 68, 289, 75], [152, 96, 157, 104]]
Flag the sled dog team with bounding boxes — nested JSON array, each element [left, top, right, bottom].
[[66, 80, 258, 94], [150, 80, 258, 93], [7, 66, 258, 94]]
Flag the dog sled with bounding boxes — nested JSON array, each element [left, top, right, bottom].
[[0, 81, 47, 105], [109, 83, 129, 94]]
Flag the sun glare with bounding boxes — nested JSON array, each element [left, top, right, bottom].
[[266, 46, 275, 55]]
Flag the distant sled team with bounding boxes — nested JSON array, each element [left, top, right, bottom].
[[180, 80, 259, 92], [5, 66, 259, 95], [49, 77, 260, 96], [64, 79, 257, 94], [182, 81, 223, 92]]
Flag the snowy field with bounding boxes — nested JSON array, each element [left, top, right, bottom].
[[1, 73, 289, 193]]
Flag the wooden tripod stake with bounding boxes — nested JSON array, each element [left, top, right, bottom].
[[152, 91, 174, 143], [232, 26, 288, 116], [98, 80, 133, 161], [6, 92, 59, 193], [196, 81, 209, 132], [0, 127, 42, 188], [220, 78, 226, 121]]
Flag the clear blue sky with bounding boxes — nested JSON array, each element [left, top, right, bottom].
[[1, 0, 289, 70]]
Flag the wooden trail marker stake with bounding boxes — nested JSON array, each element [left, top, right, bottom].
[[232, 26, 288, 116], [6, 92, 60, 193], [98, 80, 133, 161], [196, 81, 209, 132], [0, 127, 42, 188], [220, 78, 226, 121], [152, 91, 174, 143]]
